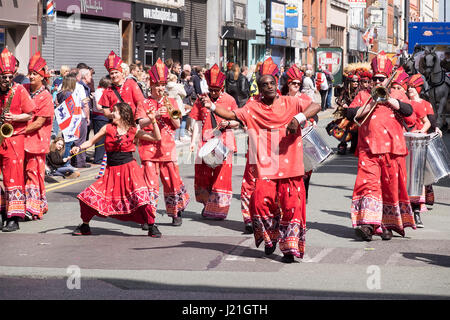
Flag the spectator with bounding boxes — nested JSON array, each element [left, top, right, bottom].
[[315, 65, 329, 111], [180, 70, 196, 137], [12, 59, 30, 85], [249, 61, 262, 97], [171, 61, 182, 80], [200, 67, 209, 94], [74, 68, 92, 168], [167, 73, 188, 142], [323, 67, 334, 109], [301, 69, 316, 101], [121, 63, 130, 78], [165, 58, 174, 71], [226, 64, 249, 107], [91, 76, 111, 164], [46, 137, 80, 179], [128, 63, 146, 96]]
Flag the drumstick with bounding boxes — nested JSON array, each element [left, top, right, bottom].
[[68, 143, 105, 159]]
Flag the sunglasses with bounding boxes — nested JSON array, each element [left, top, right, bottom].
[[209, 88, 221, 93], [373, 77, 386, 82], [290, 81, 301, 86], [1, 75, 14, 81]]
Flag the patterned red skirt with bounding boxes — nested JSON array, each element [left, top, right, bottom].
[[77, 160, 156, 222]]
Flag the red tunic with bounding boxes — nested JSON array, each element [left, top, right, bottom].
[[410, 100, 428, 131], [98, 78, 145, 116], [190, 92, 238, 152], [25, 88, 54, 154], [136, 97, 179, 162], [234, 95, 312, 180]]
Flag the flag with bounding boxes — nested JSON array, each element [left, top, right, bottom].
[[362, 27, 375, 47], [55, 95, 82, 142]]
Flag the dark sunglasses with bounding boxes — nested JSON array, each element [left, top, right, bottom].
[[373, 77, 386, 82], [1, 75, 14, 81], [290, 81, 301, 86]]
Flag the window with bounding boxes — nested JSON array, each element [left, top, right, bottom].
[[327, 25, 344, 47]]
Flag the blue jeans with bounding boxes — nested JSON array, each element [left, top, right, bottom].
[[326, 87, 333, 109], [52, 165, 76, 177], [175, 115, 188, 140]]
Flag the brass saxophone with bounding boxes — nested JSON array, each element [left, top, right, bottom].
[[0, 85, 15, 145], [163, 93, 181, 120]]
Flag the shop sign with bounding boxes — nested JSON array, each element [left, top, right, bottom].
[[348, 0, 366, 8], [56, 0, 131, 20], [135, 3, 184, 27], [271, 2, 286, 35]]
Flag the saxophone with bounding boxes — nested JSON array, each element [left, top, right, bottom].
[[0, 85, 15, 145]]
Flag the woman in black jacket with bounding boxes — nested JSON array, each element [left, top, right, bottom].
[[46, 137, 80, 178]]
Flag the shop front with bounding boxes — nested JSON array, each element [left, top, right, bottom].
[[134, 3, 186, 66], [41, 0, 132, 84]]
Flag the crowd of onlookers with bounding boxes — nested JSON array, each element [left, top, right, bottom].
[[11, 57, 335, 181]]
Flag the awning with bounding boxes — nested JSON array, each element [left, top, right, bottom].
[[222, 26, 256, 41]]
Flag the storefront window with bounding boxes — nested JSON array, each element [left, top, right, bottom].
[[0, 27, 5, 52]]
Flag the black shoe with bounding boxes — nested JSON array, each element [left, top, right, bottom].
[[72, 223, 91, 236], [381, 229, 393, 241], [281, 254, 295, 263], [244, 223, 253, 234], [264, 241, 277, 255], [172, 212, 182, 226], [2, 218, 19, 232], [355, 225, 373, 241], [337, 143, 347, 155], [148, 224, 162, 238], [414, 210, 424, 228], [141, 223, 149, 231]]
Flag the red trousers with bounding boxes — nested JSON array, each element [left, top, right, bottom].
[[80, 201, 155, 225], [0, 135, 26, 219], [24, 153, 48, 219], [351, 150, 415, 236], [240, 161, 257, 224], [142, 161, 190, 218], [250, 175, 307, 258], [195, 159, 232, 219]]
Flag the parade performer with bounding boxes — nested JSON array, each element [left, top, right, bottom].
[[282, 64, 316, 202], [189, 64, 240, 220], [345, 52, 416, 241], [407, 74, 436, 228], [202, 57, 320, 263], [136, 58, 190, 227], [0, 48, 35, 232], [240, 58, 280, 233], [71, 102, 162, 237], [98, 51, 145, 120], [23, 52, 54, 220]]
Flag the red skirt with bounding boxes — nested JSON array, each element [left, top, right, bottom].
[[77, 160, 156, 223]]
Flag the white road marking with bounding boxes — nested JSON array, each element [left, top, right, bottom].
[[346, 249, 366, 264], [303, 248, 335, 263], [385, 252, 402, 266]]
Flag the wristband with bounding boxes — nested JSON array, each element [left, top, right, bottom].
[[293, 112, 307, 125], [211, 103, 216, 112]]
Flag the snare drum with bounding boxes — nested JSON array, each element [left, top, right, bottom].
[[198, 137, 231, 169], [301, 126, 333, 172]]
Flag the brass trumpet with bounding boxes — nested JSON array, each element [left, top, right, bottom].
[[163, 94, 182, 120], [0, 123, 14, 145], [371, 85, 389, 103]]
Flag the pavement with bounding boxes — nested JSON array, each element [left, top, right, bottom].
[[1, 106, 450, 303]]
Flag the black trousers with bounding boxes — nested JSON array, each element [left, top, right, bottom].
[[93, 118, 108, 164]]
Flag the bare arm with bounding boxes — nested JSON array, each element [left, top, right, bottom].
[[71, 125, 107, 154], [24, 116, 47, 134], [200, 94, 237, 121]]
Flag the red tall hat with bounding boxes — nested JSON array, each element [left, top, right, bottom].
[[0, 48, 17, 74], [148, 58, 169, 84], [357, 69, 372, 80], [391, 67, 409, 90], [286, 65, 304, 83], [371, 51, 393, 77], [408, 73, 425, 93], [104, 50, 123, 73], [259, 57, 279, 78], [205, 64, 226, 89], [28, 51, 50, 79]]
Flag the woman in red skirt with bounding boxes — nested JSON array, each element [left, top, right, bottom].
[[71, 102, 162, 237]]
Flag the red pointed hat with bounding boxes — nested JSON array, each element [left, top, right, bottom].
[[391, 67, 409, 90], [408, 74, 425, 93], [205, 64, 226, 89], [0, 48, 17, 74], [148, 58, 169, 84], [357, 68, 372, 80], [104, 50, 123, 73], [259, 57, 279, 78], [28, 51, 50, 79], [371, 51, 393, 77], [286, 65, 304, 83]]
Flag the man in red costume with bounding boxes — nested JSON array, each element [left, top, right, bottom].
[[0, 48, 35, 232], [98, 51, 145, 119], [202, 57, 320, 263], [136, 58, 190, 227], [189, 64, 240, 220], [345, 52, 416, 241], [23, 52, 54, 220]]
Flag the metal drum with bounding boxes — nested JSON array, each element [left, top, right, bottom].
[[404, 132, 430, 197], [423, 132, 450, 185], [301, 126, 333, 172], [198, 137, 231, 169]]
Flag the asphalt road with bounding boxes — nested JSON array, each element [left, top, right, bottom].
[[1, 108, 449, 302]]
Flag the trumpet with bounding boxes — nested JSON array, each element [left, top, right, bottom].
[[163, 94, 182, 120], [371, 86, 389, 103], [0, 123, 14, 145]]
